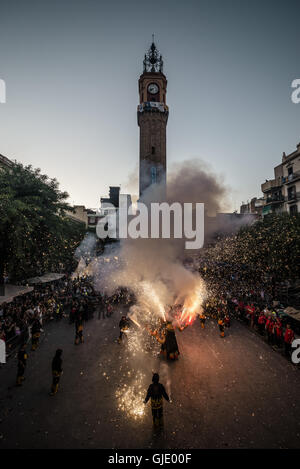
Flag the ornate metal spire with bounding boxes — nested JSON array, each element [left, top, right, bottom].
[[143, 36, 163, 73]]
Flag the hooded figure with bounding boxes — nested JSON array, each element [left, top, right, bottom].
[[218, 317, 225, 338], [144, 373, 169, 427], [31, 318, 41, 351], [16, 344, 28, 386], [75, 314, 84, 345], [50, 349, 63, 396], [155, 321, 180, 360], [164, 322, 180, 359]]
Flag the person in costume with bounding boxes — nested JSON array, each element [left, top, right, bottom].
[[118, 315, 130, 343], [199, 311, 206, 329], [154, 320, 186, 360], [50, 349, 63, 396], [147, 318, 167, 356], [31, 318, 41, 351], [258, 311, 266, 335], [284, 324, 295, 356], [16, 343, 28, 386], [74, 314, 84, 345], [274, 319, 283, 348], [218, 317, 225, 338], [224, 313, 231, 328], [144, 373, 169, 427]]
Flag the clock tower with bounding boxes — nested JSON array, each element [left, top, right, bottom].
[[137, 39, 168, 199]]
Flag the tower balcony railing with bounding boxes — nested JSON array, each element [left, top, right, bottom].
[[137, 102, 169, 114]]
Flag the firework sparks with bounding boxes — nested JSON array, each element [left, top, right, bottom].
[[128, 312, 142, 329], [115, 371, 146, 420], [177, 282, 206, 326], [139, 281, 167, 320]]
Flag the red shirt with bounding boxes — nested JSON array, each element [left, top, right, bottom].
[[266, 319, 274, 332], [258, 314, 266, 325], [275, 323, 282, 337], [284, 328, 294, 344], [246, 306, 255, 317]]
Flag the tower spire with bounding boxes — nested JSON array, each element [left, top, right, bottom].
[[143, 37, 163, 73]]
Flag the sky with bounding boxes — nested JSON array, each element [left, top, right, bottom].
[[0, 0, 299, 211]]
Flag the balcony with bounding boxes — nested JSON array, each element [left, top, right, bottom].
[[287, 191, 300, 203], [137, 102, 169, 114], [285, 171, 300, 184], [265, 194, 284, 205], [261, 177, 283, 193]]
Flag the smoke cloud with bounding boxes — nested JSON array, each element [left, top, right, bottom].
[[86, 159, 254, 421], [76, 159, 254, 325], [167, 159, 229, 215], [90, 159, 233, 327]]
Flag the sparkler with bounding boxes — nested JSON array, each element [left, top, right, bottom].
[[140, 281, 166, 321], [128, 312, 142, 329]]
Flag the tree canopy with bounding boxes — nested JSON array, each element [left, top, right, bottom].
[[0, 163, 86, 281]]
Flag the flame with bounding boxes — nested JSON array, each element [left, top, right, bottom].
[[178, 284, 205, 326]]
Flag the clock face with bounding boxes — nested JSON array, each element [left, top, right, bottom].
[[148, 83, 159, 94]]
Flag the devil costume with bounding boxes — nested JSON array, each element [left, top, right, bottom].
[[163, 322, 180, 360], [144, 373, 169, 427], [50, 349, 63, 395]]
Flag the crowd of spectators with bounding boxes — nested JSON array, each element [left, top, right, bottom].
[[0, 274, 135, 361], [199, 259, 298, 359], [0, 276, 98, 358]]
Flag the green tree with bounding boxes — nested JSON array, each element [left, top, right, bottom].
[[0, 163, 86, 282]]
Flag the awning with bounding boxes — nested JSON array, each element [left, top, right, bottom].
[[284, 306, 300, 322], [27, 273, 65, 285], [262, 205, 272, 215], [0, 284, 34, 304]]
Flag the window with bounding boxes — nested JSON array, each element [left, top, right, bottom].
[[151, 146, 155, 155], [288, 186, 296, 201], [273, 191, 282, 201], [290, 205, 298, 215], [288, 166, 294, 181]]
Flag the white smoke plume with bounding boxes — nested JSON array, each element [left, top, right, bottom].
[[91, 159, 233, 326], [73, 232, 98, 278], [76, 159, 255, 326]]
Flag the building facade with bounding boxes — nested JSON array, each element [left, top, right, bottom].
[[0, 154, 13, 171], [240, 197, 265, 217], [261, 142, 300, 216], [65, 205, 89, 227], [95, 186, 132, 238]]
